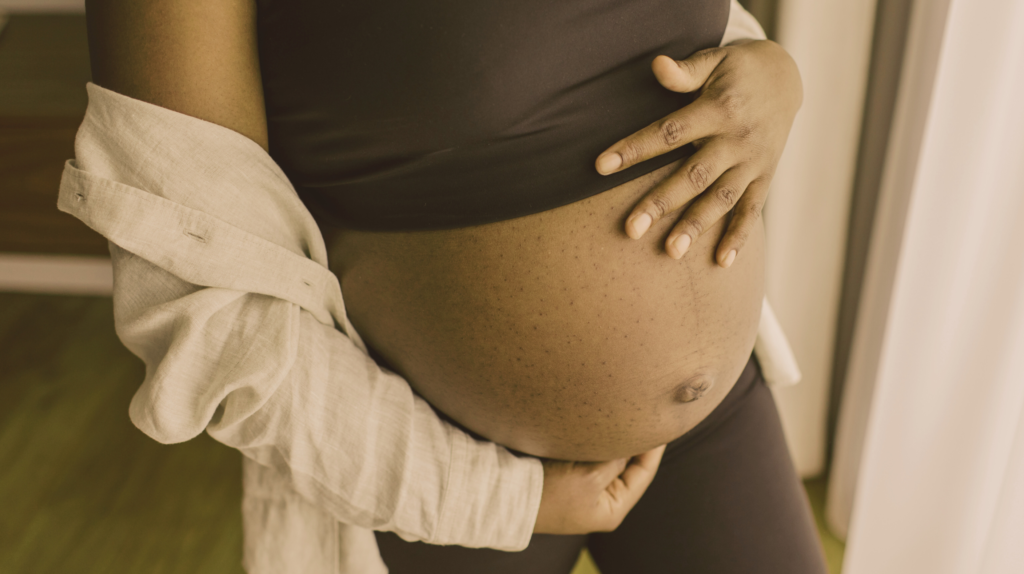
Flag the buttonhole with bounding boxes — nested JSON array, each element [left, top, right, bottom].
[[183, 230, 207, 243]]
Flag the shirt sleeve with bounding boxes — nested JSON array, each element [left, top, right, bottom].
[[112, 244, 543, 549], [57, 83, 544, 551], [721, 0, 769, 46]]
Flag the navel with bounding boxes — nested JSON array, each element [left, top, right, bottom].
[[674, 374, 715, 403]]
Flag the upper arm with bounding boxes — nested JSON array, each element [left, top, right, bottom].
[[85, 0, 269, 151]]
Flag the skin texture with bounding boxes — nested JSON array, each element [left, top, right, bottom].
[[325, 158, 765, 463], [85, 0, 799, 536]]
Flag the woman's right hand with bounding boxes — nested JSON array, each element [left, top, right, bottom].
[[533, 444, 667, 534]]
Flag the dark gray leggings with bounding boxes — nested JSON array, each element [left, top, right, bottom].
[[375, 355, 829, 574]]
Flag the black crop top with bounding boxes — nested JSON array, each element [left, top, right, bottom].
[[255, 0, 730, 231]]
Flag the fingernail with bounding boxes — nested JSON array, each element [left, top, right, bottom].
[[673, 234, 691, 258], [596, 152, 623, 174], [722, 250, 737, 268], [629, 213, 652, 238]]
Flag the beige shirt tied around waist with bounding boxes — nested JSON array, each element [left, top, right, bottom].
[[57, 2, 795, 572]]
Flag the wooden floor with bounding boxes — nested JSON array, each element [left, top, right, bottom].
[[0, 292, 844, 574], [0, 293, 242, 574]]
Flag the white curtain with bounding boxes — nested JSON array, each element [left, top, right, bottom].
[[828, 0, 1024, 571], [765, 0, 877, 477]]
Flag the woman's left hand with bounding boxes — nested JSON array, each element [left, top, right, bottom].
[[595, 39, 802, 266]]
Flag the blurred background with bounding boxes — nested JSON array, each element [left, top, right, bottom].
[[1, 0, 1022, 573]]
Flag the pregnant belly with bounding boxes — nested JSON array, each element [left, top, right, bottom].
[[325, 159, 765, 461]]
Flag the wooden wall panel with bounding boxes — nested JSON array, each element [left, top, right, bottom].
[[0, 14, 107, 256]]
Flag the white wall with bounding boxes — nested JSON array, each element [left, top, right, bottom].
[[0, 254, 112, 295]]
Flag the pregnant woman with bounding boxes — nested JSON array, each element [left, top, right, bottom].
[[77, 0, 820, 572]]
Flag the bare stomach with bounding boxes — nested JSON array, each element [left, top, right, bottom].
[[325, 159, 764, 461]]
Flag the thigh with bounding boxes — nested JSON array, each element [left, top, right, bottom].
[[587, 357, 828, 574], [375, 530, 587, 574]]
